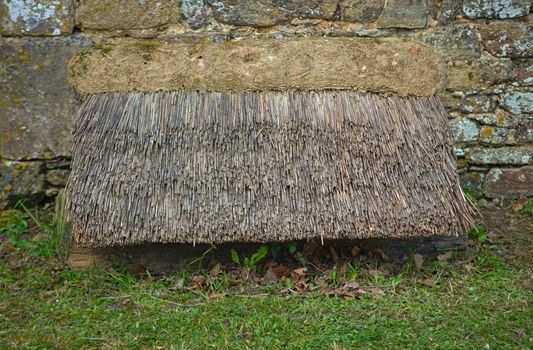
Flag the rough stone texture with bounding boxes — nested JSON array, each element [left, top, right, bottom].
[[207, 0, 338, 27], [377, 0, 427, 29], [467, 146, 532, 165], [45, 168, 69, 186], [0, 0, 75, 36], [479, 126, 513, 144], [68, 37, 446, 96], [484, 166, 533, 198], [462, 95, 496, 113], [181, 0, 210, 29], [477, 22, 533, 58], [0, 35, 93, 160], [514, 60, 533, 86], [450, 118, 480, 142], [75, 0, 181, 30], [463, 0, 531, 19], [415, 26, 481, 61], [460, 171, 485, 190], [446, 57, 514, 90], [500, 92, 533, 114], [515, 121, 533, 142], [468, 113, 526, 128], [438, 0, 462, 25], [341, 0, 385, 23], [0, 160, 44, 209]]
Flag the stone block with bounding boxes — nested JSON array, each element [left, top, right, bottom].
[[45, 169, 69, 186], [479, 126, 513, 144], [463, 0, 531, 19], [450, 118, 480, 142], [0, 160, 45, 209], [467, 113, 526, 128], [460, 171, 485, 190], [181, 0, 210, 29], [341, 0, 385, 23], [477, 21, 533, 58], [484, 166, 533, 198], [500, 92, 533, 114], [438, 0, 462, 25], [207, 0, 338, 27], [515, 121, 533, 143], [415, 26, 481, 61], [467, 146, 532, 165], [76, 0, 181, 30], [377, 0, 427, 29], [0, 36, 93, 160], [0, 0, 75, 36], [446, 57, 514, 90], [514, 60, 533, 86], [462, 95, 496, 113]]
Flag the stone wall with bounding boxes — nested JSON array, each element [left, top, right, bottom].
[[1, 0, 532, 208]]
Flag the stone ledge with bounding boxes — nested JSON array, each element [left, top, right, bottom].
[[68, 37, 446, 96]]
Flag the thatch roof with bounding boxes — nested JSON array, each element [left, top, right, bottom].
[[66, 90, 472, 247]]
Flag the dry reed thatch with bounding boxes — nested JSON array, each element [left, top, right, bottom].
[[66, 90, 472, 247]]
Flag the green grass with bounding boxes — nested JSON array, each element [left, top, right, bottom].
[[0, 206, 532, 349]]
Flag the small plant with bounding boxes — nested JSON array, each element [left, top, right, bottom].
[[468, 225, 487, 245], [230, 245, 269, 269]]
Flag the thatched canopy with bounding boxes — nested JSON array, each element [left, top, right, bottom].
[[66, 90, 471, 247]]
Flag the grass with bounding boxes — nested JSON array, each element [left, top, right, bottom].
[[0, 203, 532, 349]]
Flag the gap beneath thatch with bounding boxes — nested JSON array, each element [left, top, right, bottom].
[[66, 90, 472, 247]]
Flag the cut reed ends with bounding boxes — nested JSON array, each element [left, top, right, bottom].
[[66, 90, 472, 247]]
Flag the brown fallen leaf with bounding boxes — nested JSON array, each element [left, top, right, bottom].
[[413, 254, 424, 270], [272, 264, 291, 277], [209, 262, 221, 277], [350, 245, 361, 257], [521, 280, 533, 291], [260, 267, 277, 285], [371, 248, 389, 261], [511, 197, 528, 212], [291, 267, 308, 281], [294, 281, 309, 292], [420, 278, 434, 287], [367, 287, 385, 298], [329, 245, 339, 263], [437, 251, 452, 262], [192, 275, 205, 290]]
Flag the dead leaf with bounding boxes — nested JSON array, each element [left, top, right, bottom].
[[521, 280, 533, 291], [31, 233, 43, 242], [294, 281, 309, 292], [260, 267, 277, 285], [516, 329, 526, 339], [371, 248, 389, 261], [350, 245, 361, 257], [126, 263, 147, 277], [413, 254, 424, 270], [367, 287, 385, 298], [420, 278, 434, 287], [208, 293, 227, 300], [291, 267, 308, 281], [329, 245, 339, 263], [271, 264, 291, 277], [209, 262, 221, 277], [337, 259, 348, 277], [314, 274, 329, 287], [192, 275, 205, 290], [344, 281, 360, 290], [437, 252, 452, 262], [511, 197, 527, 212]]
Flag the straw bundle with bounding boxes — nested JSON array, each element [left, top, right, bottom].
[[66, 90, 471, 246]]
